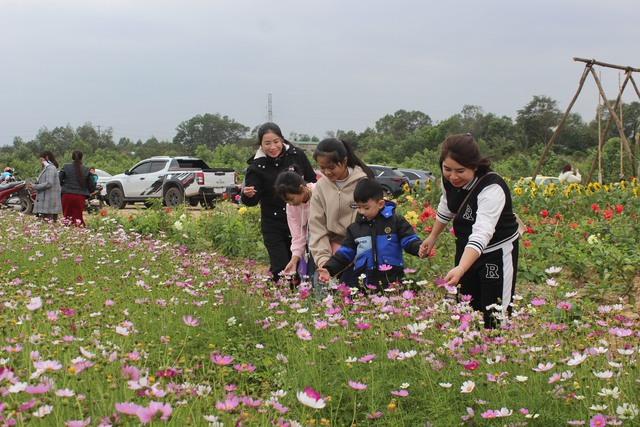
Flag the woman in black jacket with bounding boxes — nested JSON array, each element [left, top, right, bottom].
[[241, 123, 317, 280], [60, 150, 96, 227]]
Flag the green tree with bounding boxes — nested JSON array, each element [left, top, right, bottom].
[[374, 110, 432, 140], [516, 95, 562, 151], [173, 114, 249, 153]]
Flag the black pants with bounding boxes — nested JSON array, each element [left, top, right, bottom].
[[262, 216, 292, 281], [457, 240, 519, 328]]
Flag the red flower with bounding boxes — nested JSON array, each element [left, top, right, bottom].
[[591, 203, 600, 213], [100, 209, 107, 216], [522, 206, 528, 213], [165, 207, 171, 213], [540, 210, 549, 218], [615, 205, 623, 213], [603, 210, 613, 221], [555, 213, 562, 221], [569, 222, 578, 230], [523, 240, 531, 247]]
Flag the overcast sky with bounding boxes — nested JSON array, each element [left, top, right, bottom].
[[1, 0, 638, 146]]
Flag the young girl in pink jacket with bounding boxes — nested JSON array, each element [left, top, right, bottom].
[[274, 168, 316, 282]]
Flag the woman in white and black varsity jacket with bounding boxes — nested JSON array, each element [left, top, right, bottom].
[[419, 133, 519, 328]]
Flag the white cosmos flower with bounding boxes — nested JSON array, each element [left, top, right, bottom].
[[460, 380, 475, 393], [597, 387, 620, 399], [545, 266, 563, 274], [616, 403, 639, 420], [514, 376, 528, 382], [439, 383, 452, 388], [566, 353, 587, 366], [593, 370, 614, 379]]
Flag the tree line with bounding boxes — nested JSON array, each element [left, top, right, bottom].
[[2, 95, 639, 183]]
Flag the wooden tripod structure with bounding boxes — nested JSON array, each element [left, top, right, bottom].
[[532, 58, 640, 182]]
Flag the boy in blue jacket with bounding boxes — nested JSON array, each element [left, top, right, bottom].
[[317, 179, 422, 291]]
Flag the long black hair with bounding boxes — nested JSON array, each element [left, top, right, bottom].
[[38, 150, 59, 168], [72, 150, 86, 188], [313, 138, 374, 178]]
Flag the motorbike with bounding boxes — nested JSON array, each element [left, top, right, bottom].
[[0, 177, 35, 214], [85, 185, 104, 214]]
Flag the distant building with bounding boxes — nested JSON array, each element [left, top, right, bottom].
[[293, 141, 318, 153]]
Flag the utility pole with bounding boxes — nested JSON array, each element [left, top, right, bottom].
[[267, 93, 272, 122]]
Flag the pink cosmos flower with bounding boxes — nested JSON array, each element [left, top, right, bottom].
[[402, 290, 415, 299], [182, 315, 200, 327], [532, 362, 556, 372], [26, 297, 43, 311], [136, 401, 172, 423], [55, 389, 75, 397], [233, 363, 256, 372], [115, 402, 142, 416], [556, 301, 572, 311], [216, 394, 240, 411], [65, 417, 91, 427], [296, 328, 312, 341], [378, 264, 393, 271], [589, 414, 606, 427], [531, 297, 546, 306], [241, 396, 262, 407], [355, 323, 371, 330], [391, 389, 409, 397], [26, 382, 50, 395], [105, 300, 115, 306], [348, 381, 367, 390], [210, 351, 234, 365], [358, 354, 376, 363], [367, 412, 383, 419], [296, 386, 326, 409]]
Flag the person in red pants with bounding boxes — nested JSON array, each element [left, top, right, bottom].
[[59, 150, 96, 227]]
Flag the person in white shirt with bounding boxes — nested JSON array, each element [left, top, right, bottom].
[[558, 163, 582, 183]]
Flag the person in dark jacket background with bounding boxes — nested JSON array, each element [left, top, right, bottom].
[[60, 150, 96, 227], [317, 179, 422, 291], [241, 123, 317, 280]]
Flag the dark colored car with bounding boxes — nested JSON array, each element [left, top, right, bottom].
[[367, 165, 410, 198], [397, 168, 436, 190]]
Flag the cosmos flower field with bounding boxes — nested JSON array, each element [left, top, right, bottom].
[[0, 177, 639, 426]]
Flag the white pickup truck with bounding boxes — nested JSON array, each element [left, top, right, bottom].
[[105, 156, 239, 209]]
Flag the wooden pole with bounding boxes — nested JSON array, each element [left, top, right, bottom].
[[630, 74, 640, 99], [585, 72, 631, 183], [574, 57, 640, 73], [532, 64, 591, 181], [588, 67, 637, 177]]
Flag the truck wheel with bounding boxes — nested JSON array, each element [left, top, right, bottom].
[[165, 187, 184, 207], [107, 187, 127, 209], [189, 199, 199, 207]]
